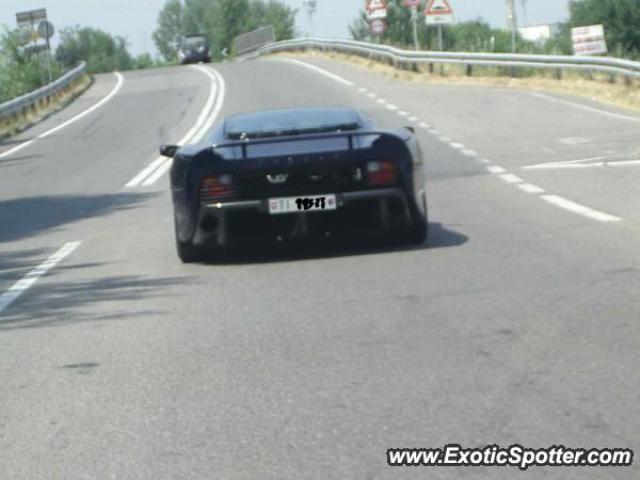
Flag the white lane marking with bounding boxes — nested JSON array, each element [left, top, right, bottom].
[[125, 156, 168, 188], [125, 65, 221, 188], [460, 148, 478, 157], [358, 87, 367, 93], [418, 122, 430, 129], [368, 92, 377, 98], [438, 136, 451, 142], [376, 98, 386, 104], [530, 92, 640, 123], [524, 158, 640, 170], [397, 110, 409, 116], [450, 142, 465, 150], [428, 128, 440, 135], [386, 104, 398, 111], [541, 195, 621, 222], [142, 66, 227, 187], [486, 165, 507, 174], [0, 242, 81, 314], [281, 58, 354, 86], [0, 73, 124, 160], [518, 183, 545, 194], [141, 158, 173, 186], [558, 137, 590, 145], [408, 116, 419, 122], [479, 158, 491, 164], [499, 173, 523, 184]]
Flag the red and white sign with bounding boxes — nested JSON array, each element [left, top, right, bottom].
[[369, 18, 387, 35], [366, 0, 387, 19], [572, 24, 608, 56], [425, 0, 453, 25]]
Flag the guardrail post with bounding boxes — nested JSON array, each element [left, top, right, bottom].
[[465, 64, 473, 77], [428, 63, 434, 74], [554, 68, 562, 80], [624, 75, 633, 87]]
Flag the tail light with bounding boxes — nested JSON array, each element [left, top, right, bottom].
[[367, 160, 398, 187], [200, 174, 233, 200]]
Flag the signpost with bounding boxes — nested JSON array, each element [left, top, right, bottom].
[[425, 0, 453, 51], [16, 9, 53, 83], [16, 8, 47, 29], [425, 0, 453, 25], [403, 0, 420, 50], [370, 18, 387, 36], [366, 0, 387, 19], [366, 0, 387, 37], [572, 24, 608, 56]]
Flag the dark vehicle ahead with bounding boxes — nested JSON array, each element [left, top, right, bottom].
[[178, 34, 210, 64], [160, 107, 429, 262]]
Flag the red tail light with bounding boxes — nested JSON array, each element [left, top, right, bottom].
[[200, 174, 233, 200], [367, 161, 398, 187]]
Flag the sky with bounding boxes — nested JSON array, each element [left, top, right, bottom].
[[0, 0, 571, 56]]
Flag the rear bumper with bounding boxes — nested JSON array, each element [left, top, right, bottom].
[[192, 188, 415, 246], [201, 188, 403, 212]]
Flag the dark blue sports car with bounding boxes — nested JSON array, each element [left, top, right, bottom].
[[160, 107, 429, 262]]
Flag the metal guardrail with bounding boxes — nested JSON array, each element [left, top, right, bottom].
[[233, 26, 276, 56], [238, 38, 640, 81], [0, 62, 87, 120]]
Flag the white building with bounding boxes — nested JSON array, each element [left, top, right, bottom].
[[518, 24, 561, 44]]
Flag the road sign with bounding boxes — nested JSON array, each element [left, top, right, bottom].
[[16, 8, 47, 29], [366, 0, 387, 10], [369, 18, 387, 36], [404, 0, 420, 6], [37, 21, 55, 40], [572, 24, 607, 56], [425, 0, 453, 25], [368, 9, 387, 20], [366, 0, 387, 19]]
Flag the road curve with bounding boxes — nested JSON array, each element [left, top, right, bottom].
[[0, 57, 638, 480]]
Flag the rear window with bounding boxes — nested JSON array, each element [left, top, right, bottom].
[[225, 108, 361, 139], [182, 36, 207, 47]]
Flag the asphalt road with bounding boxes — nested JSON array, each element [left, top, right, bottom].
[[0, 57, 638, 480]]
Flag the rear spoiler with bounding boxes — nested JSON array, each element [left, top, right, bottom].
[[160, 129, 411, 159], [208, 130, 406, 160]]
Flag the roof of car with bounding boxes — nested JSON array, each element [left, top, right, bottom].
[[224, 107, 362, 139]]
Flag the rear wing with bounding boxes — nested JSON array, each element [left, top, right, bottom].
[[209, 130, 408, 160]]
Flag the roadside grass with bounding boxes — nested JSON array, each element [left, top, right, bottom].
[[275, 50, 640, 113], [0, 74, 93, 140]]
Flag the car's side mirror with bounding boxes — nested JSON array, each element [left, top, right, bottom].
[[160, 144, 179, 157], [404, 126, 415, 133]]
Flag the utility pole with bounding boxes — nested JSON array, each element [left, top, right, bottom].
[[506, 0, 518, 53], [302, 0, 317, 38], [411, 6, 419, 50]]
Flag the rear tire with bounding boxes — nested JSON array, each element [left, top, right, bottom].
[[403, 196, 429, 245], [174, 221, 203, 263], [176, 237, 203, 263]]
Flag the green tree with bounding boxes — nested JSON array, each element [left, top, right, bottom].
[[56, 26, 133, 73], [0, 28, 63, 102], [349, 4, 529, 53], [134, 53, 156, 69], [152, 0, 184, 61], [153, 0, 296, 61]]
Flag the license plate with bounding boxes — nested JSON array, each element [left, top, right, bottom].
[[268, 194, 337, 215]]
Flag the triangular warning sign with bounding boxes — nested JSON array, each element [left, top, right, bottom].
[[367, 0, 387, 11], [425, 0, 453, 15]]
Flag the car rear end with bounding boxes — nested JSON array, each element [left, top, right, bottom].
[[173, 131, 426, 249]]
